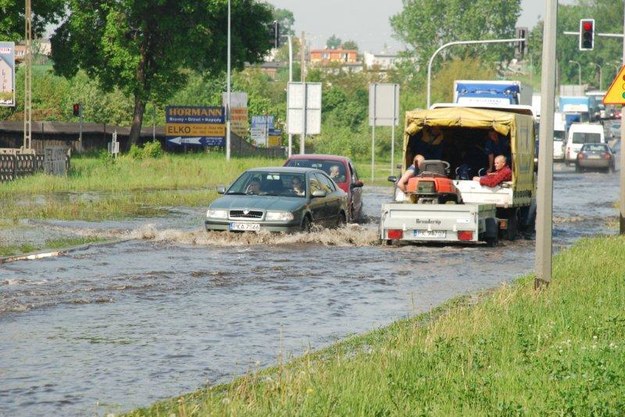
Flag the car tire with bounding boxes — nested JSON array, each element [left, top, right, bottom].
[[336, 211, 346, 228], [575, 164, 582, 172], [300, 215, 312, 232]]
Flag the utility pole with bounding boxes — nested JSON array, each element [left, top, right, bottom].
[[23, 0, 32, 152]]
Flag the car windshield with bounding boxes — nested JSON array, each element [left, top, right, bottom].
[[572, 132, 602, 144], [285, 159, 346, 182], [227, 171, 307, 197]]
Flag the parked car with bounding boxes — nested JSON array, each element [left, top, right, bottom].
[[205, 167, 348, 233], [284, 154, 365, 222], [609, 122, 621, 140], [575, 143, 615, 173], [564, 123, 605, 166]]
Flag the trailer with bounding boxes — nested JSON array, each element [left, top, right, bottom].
[[380, 106, 536, 245]]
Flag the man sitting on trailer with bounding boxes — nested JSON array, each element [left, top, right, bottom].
[[473, 155, 511, 187]]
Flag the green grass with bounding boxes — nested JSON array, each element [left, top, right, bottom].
[[124, 236, 625, 417], [0, 236, 108, 257]]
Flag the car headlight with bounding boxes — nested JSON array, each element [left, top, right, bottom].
[[265, 211, 294, 221], [206, 208, 228, 219]]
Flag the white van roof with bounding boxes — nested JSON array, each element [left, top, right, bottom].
[[568, 123, 604, 133]]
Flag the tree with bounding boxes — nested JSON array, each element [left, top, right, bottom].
[[50, 0, 275, 147], [342, 40, 359, 51], [326, 35, 342, 50], [0, 0, 64, 41], [390, 0, 521, 71], [273, 8, 295, 37]]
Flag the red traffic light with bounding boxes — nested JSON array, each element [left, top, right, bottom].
[[579, 18, 595, 51], [72, 103, 80, 117]]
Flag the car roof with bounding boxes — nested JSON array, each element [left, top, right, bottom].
[[247, 166, 326, 174], [285, 154, 352, 163]]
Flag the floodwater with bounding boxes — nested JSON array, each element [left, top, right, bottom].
[[0, 162, 620, 417]]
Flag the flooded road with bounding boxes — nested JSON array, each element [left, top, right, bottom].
[[0, 163, 620, 417]]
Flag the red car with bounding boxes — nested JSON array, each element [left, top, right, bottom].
[[284, 154, 364, 222]]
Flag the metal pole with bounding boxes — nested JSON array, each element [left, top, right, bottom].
[[535, 0, 558, 288], [569, 60, 581, 85], [390, 84, 397, 176], [226, 0, 231, 160], [287, 35, 293, 157], [427, 38, 525, 108], [371, 84, 376, 182], [620, 2, 625, 234], [300, 82, 306, 154]]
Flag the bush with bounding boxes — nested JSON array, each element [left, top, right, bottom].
[[128, 141, 163, 160]]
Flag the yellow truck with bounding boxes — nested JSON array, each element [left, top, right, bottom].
[[379, 105, 536, 245]]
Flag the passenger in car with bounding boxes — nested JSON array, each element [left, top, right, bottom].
[[328, 165, 344, 182], [245, 178, 261, 194], [290, 176, 306, 196], [473, 155, 511, 187]]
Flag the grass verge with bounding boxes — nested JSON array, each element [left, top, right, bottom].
[[124, 235, 625, 417]]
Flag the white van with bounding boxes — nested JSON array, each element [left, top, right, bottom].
[[564, 123, 605, 165], [553, 113, 566, 161]]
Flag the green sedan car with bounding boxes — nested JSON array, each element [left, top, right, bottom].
[[205, 167, 349, 233]]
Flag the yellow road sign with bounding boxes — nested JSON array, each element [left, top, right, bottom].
[[603, 65, 625, 105]]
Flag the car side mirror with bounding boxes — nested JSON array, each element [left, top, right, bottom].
[[350, 180, 364, 188], [387, 175, 398, 183], [311, 190, 327, 198], [216, 185, 226, 194]]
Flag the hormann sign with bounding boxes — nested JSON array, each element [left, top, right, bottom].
[[165, 106, 226, 147]]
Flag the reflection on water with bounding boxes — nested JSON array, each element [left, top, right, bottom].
[[0, 170, 620, 417]]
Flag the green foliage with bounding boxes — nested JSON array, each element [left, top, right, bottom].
[[528, 2, 624, 88], [391, 0, 522, 71], [0, 0, 64, 41], [326, 34, 342, 49], [127, 140, 162, 160], [50, 0, 275, 145]]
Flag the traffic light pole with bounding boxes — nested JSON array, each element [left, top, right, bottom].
[[426, 37, 526, 108]]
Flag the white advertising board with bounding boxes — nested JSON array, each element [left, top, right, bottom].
[[287, 82, 322, 135]]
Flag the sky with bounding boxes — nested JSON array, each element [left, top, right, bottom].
[[263, 0, 559, 53]]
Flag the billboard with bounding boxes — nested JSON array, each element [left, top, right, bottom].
[[165, 106, 226, 147], [0, 42, 15, 107]]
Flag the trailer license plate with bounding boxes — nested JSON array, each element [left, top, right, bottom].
[[414, 230, 446, 238], [229, 222, 261, 231]]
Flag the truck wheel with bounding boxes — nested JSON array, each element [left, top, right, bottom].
[[506, 209, 519, 241]]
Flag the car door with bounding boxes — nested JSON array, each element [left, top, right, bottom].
[[307, 174, 328, 225], [314, 172, 341, 226], [348, 161, 363, 221]]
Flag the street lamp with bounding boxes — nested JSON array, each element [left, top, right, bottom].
[[590, 62, 602, 90], [569, 60, 581, 86], [226, 0, 231, 160]]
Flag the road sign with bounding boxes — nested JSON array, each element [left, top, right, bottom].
[[603, 66, 625, 105], [165, 105, 225, 147], [0, 42, 16, 107]]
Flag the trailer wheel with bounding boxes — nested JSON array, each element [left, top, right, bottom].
[[484, 217, 499, 247]]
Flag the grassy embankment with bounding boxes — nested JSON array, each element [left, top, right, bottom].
[[0, 152, 392, 256], [124, 236, 625, 417]]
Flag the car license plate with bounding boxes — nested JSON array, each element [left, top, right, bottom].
[[229, 222, 261, 231], [414, 230, 446, 238], [588, 155, 601, 159]]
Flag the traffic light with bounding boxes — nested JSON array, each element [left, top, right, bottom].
[[579, 18, 595, 51], [272, 20, 280, 48], [72, 103, 80, 117]]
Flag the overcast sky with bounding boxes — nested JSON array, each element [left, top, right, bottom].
[[263, 0, 570, 52]]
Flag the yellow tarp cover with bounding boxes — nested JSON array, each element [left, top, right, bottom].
[[403, 106, 535, 193]]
